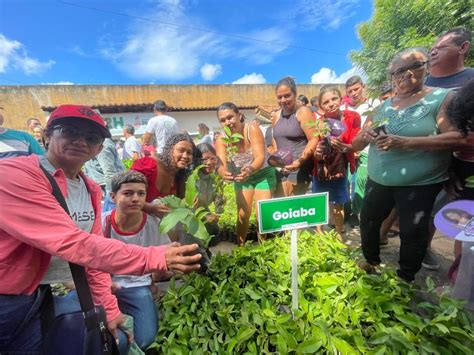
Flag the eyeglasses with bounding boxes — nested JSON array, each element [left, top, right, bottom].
[[51, 125, 104, 145], [391, 61, 427, 79]]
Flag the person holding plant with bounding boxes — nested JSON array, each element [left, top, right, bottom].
[[185, 143, 224, 236], [0, 105, 202, 353], [102, 170, 173, 351], [215, 102, 276, 245], [313, 85, 361, 235], [130, 133, 196, 217], [272, 77, 318, 196], [352, 47, 462, 282]]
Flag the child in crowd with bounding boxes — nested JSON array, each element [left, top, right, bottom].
[[313, 85, 361, 235], [185, 143, 224, 236], [103, 170, 172, 350]]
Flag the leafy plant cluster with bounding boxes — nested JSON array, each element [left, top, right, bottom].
[[221, 125, 244, 162], [212, 183, 258, 243], [159, 195, 214, 248], [351, 0, 473, 88], [150, 231, 473, 354]]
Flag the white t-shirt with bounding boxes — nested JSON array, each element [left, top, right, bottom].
[[41, 157, 95, 284], [145, 114, 179, 154], [103, 210, 171, 288], [123, 135, 141, 160]]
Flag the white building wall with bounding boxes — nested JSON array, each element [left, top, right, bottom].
[[102, 109, 255, 138]]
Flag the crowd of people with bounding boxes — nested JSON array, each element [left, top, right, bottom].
[[0, 26, 473, 353]]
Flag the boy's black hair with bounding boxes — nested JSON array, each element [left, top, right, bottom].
[[111, 171, 148, 194]]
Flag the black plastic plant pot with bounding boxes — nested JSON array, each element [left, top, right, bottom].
[[177, 232, 211, 273], [373, 124, 387, 136], [227, 160, 240, 177], [323, 137, 333, 156]]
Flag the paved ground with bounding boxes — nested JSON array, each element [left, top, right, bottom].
[[344, 225, 454, 288]]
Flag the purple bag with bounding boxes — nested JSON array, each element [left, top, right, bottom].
[[268, 147, 293, 168]]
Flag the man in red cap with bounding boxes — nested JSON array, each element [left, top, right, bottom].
[[0, 105, 201, 353]]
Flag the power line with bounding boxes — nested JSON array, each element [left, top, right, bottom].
[[57, 0, 346, 56]]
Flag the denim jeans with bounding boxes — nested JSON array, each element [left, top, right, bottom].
[[114, 285, 158, 350], [0, 287, 45, 353], [0, 289, 129, 354], [360, 179, 442, 281]]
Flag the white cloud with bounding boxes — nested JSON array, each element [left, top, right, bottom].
[[310, 66, 367, 84], [232, 73, 267, 84], [200, 63, 222, 81], [70, 45, 87, 57], [236, 27, 290, 65], [289, 0, 360, 30], [41, 81, 75, 85], [101, 1, 290, 80], [0, 34, 54, 75]]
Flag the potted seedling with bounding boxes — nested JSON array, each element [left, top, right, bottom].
[[159, 195, 214, 272], [307, 118, 345, 156], [370, 117, 389, 136], [221, 126, 252, 176]]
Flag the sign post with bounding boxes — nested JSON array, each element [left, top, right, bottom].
[[257, 193, 328, 315]]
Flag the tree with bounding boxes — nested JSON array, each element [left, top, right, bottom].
[[350, 0, 474, 89]]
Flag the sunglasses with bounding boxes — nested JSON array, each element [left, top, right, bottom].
[[391, 61, 427, 79], [52, 125, 104, 146]]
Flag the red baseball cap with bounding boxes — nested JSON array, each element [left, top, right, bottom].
[[47, 104, 111, 138]]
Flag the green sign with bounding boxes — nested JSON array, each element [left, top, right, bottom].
[[257, 193, 329, 234]]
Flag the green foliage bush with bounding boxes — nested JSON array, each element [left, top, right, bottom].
[[351, 0, 473, 89], [150, 231, 474, 354]]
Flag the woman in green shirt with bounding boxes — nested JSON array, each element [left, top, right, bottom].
[[352, 47, 463, 282]]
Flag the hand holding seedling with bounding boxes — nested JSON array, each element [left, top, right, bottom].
[[234, 166, 252, 182], [329, 137, 347, 152], [221, 170, 234, 182], [375, 134, 407, 151], [165, 242, 202, 274], [315, 139, 328, 159], [359, 127, 379, 144]]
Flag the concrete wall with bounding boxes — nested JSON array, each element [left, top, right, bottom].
[[0, 84, 344, 130]]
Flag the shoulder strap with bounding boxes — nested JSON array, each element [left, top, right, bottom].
[[39, 164, 95, 313], [104, 213, 113, 239]]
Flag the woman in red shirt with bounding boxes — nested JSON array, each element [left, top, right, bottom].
[[313, 86, 361, 235]]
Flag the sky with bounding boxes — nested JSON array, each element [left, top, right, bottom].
[[0, 0, 374, 86]]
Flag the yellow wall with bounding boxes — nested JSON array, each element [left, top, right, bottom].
[[0, 84, 344, 130]]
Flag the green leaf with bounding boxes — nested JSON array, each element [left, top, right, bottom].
[[160, 208, 191, 234], [331, 336, 357, 355], [223, 125, 232, 137], [244, 288, 261, 300], [296, 338, 323, 353], [425, 276, 435, 292], [236, 327, 256, 342]]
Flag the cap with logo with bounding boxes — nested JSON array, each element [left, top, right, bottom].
[[47, 105, 111, 138]]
